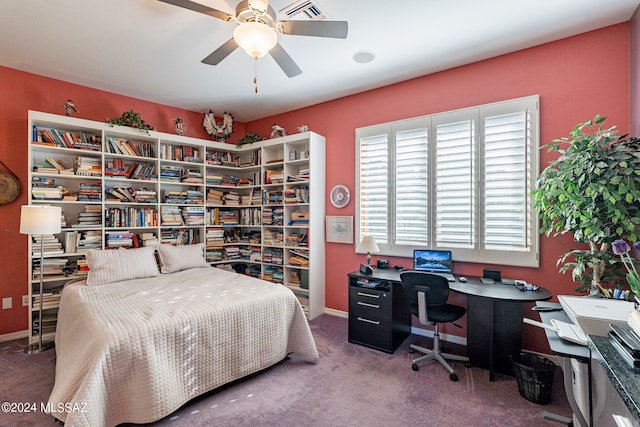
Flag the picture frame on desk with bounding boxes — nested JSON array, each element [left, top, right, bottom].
[[325, 215, 353, 244]]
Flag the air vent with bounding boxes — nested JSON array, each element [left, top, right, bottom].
[[280, 0, 327, 21]]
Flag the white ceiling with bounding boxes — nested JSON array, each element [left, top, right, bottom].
[[1, 0, 639, 122]]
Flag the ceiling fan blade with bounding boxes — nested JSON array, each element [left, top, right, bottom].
[[278, 20, 348, 39], [158, 0, 234, 22], [201, 38, 239, 65], [269, 43, 302, 78]]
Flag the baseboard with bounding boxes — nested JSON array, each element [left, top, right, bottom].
[[323, 308, 348, 318], [411, 326, 467, 346], [0, 330, 28, 342], [320, 308, 558, 363]]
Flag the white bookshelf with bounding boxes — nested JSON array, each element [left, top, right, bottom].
[[26, 110, 326, 343]]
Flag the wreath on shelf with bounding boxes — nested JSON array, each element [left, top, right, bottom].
[[203, 110, 234, 142], [107, 110, 155, 133]]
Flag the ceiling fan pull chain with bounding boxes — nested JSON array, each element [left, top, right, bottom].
[[254, 57, 259, 93]]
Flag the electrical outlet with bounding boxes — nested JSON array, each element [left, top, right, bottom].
[[22, 295, 29, 307], [2, 297, 12, 310]]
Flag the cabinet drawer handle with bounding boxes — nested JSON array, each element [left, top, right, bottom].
[[357, 301, 380, 309], [357, 292, 380, 298], [357, 317, 380, 325]]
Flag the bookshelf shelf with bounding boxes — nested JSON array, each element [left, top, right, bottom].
[[27, 110, 326, 343]]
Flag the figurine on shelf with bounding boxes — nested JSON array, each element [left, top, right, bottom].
[[270, 124, 288, 139], [174, 117, 187, 136], [297, 125, 309, 133], [203, 110, 234, 142], [64, 100, 78, 116]]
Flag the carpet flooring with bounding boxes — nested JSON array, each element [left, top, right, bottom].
[[0, 314, 572, 426]]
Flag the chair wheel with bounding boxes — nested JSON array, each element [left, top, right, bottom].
[[450, 373, 459, 381], [408, 348, 415, 354], [412, 363, 419, 371]]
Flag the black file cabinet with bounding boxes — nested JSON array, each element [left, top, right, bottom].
[[348, 271, 411, 353]]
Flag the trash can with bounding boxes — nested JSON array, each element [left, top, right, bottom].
[[511, 352, 555, 405]]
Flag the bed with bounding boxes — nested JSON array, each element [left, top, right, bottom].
[[47, 245, 319, 427]]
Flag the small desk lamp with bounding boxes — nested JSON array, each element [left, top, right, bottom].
[[20, 205, 61, 354], [357, 235, 380, 266]]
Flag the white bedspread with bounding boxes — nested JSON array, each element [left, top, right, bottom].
[[48, 267, 319, 426]]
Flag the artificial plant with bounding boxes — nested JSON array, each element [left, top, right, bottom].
[[237, 132, 263, 148], [107, 110, 154, 132], [533, 115, 640, 294]]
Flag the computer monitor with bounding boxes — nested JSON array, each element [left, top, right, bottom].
[[412, 249, 453, 273]]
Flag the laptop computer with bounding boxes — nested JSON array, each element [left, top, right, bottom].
[[412, 249, 455, 282]]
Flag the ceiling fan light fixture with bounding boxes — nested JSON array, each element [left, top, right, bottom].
[[233, 21, 277, 59], [248, 0, 269, 14]]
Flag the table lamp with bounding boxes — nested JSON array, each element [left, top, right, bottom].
[[357, 235, 380, 266], [20, 205, 61, 354]]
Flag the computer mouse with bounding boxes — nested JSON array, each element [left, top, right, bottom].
[[458, 276, 467, 282]]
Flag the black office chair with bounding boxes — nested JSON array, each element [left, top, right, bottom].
[[400, 271, 469, 381]]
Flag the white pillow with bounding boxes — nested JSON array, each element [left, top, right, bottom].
[[157, 243, 209, 273], [85, 247, 160, 285]]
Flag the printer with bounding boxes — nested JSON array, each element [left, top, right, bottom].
[[557, 295, 635, 336]]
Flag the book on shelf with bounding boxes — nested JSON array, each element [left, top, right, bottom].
[[31, 234, 64, 257], [139, 232, 159, 247], [72, 206, 102, 228], [77, 183, 102, 202], [182, 206, 205, 226], [159, 228, 198, 245], [35, 128, 101, 151], [76, 230, 102, 253], [106, 231, 135, 248], [161, 205, 184, 226], [64, 231, 79, 253], [31, 291, 62, 310], [75, 156, 102, 176]]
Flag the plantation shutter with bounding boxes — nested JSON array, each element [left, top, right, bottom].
[[395, 128, 428, 245], [359, 133, 389, 244], [435, 119, 475, 247], [483, 111, 530, 250]]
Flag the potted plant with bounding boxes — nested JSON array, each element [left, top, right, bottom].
[[533, 115, 640, 294]]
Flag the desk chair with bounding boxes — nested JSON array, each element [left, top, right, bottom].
[[400, 271, 469, 381]]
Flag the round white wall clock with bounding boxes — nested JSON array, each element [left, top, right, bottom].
[[330, 184, 350, 208]]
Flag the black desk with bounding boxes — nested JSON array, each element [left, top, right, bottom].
[[347, 270, 411, 353], [347, 269, 552, 380], [450, 278, 552, 380]]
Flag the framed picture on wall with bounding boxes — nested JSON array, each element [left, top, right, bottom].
[[326, 215, 353, 244]]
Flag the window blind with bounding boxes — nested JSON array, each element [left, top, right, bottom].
[[395, 128, 428, 245], [358, 133, 389, 244], [483, 111, 530, 250], [435, 120, 475, 247], [355, 95, 539, 267]]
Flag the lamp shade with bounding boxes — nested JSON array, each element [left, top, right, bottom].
[[233, 21, 277, 59], [357, 235, 380, 254], [20, 205, 61, 235]]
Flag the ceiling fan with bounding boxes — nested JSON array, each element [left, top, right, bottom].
[[159, 0, 348, 78]]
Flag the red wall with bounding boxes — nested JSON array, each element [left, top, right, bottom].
[[0, 24, 632, 354], [245, 24, 631, 353], [632, 7, 640, 135], [0, 66, 245, 335]]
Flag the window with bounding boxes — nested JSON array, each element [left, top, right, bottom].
[[356, 96, 539, 267]]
